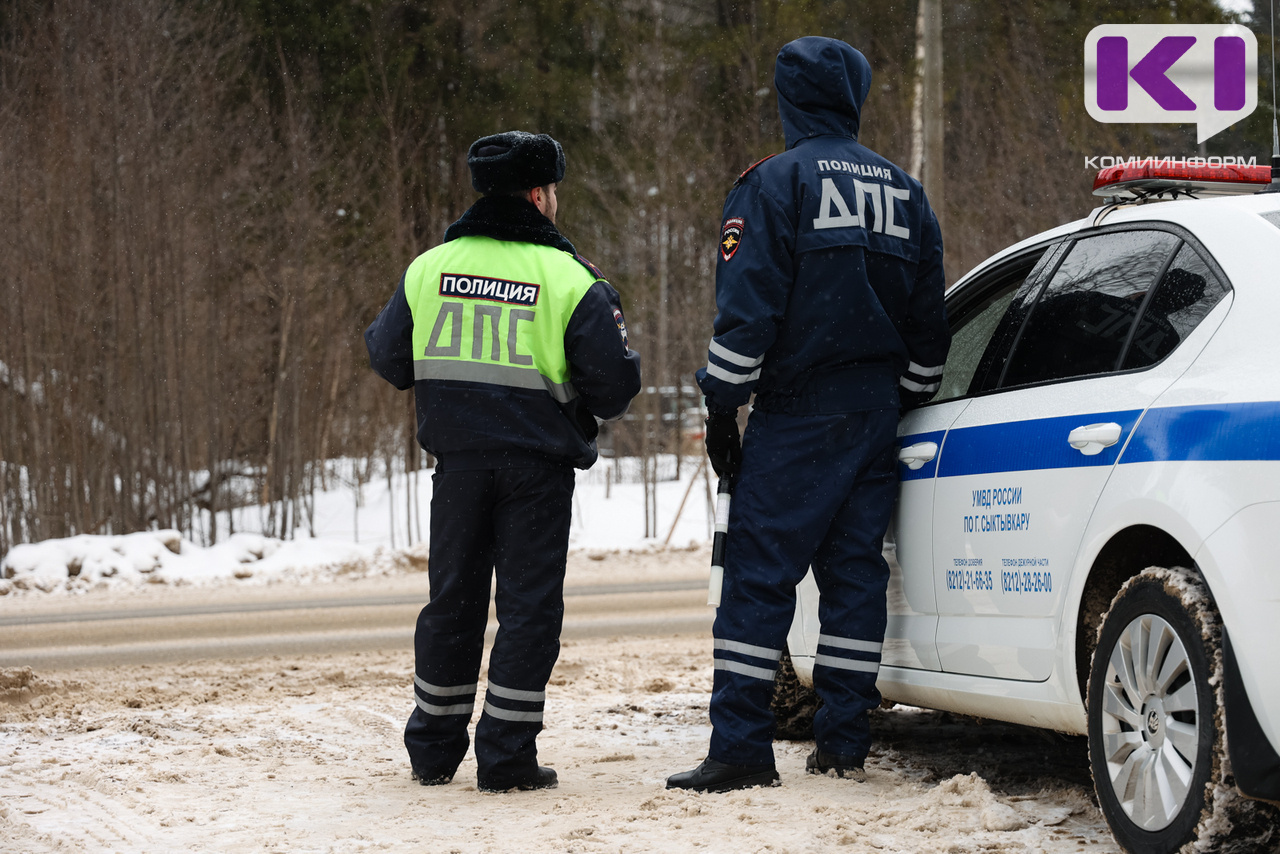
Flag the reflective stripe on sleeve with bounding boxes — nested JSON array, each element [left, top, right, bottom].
[[900, 376, 940, 393], [482, 701, 544, 723], [705, 361, 762, 385], [708, 339, 764, 368], [817, 634, 883, 654], [486, 682, 546, 703], [814, 653, 880, 673], [901, 360, 944, 394], [714, 659, 777, 681], [413, 359, 577, 402], [714, 638, 783, 662], [416, 696, 476, 717], [907, 361, 944, 378], [414, 676, 479, 697]]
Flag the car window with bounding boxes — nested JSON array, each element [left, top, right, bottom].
[[931, 246, 1061, 404], [934, 288, 1018, 403], [999, 230, 1181, 389], [1120, 243, 1228, 370], [959, 242, 1067, 398], [931, 245, 1060, 403]]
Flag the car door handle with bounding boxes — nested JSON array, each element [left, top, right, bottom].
[[898, 441, 939, 470], [1068, 422, 1122, 456]]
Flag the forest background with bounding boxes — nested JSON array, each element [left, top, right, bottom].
[[0, 0, 1266, 553]]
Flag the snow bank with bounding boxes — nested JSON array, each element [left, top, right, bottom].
[[0, 456, 716, 596], [0, 530, 375, 595]]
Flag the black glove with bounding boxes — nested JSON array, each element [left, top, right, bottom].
[[704, 408, 742, 480]]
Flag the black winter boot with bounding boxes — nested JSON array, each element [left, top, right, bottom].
[[411, 767, 455, 786], [805, 748, 865, 781], [477, 765, 558, 793], [665, 758, 780, 792]]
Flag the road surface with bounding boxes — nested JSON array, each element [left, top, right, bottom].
[[0, 575, 712, 669]]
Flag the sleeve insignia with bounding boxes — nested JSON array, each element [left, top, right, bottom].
[[613, 307, 629, 347], [719, 217, 745, 262]]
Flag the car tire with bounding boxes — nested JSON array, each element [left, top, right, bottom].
[[1087, 567, 1277, 854], [772, 652, 821, 741]]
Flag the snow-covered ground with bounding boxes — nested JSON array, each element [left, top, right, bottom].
[[1, 455, 717, 595], [0, 454, 1128, 852], [0, 633, 1120, 853]]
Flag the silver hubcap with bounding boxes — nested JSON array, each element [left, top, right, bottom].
[[1100, 614, 1200, 831]]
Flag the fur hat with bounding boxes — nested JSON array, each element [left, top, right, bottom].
[[467, 131, 565, 195]]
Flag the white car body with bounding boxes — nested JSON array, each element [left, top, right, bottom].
[[787, 189, 1280, 803]]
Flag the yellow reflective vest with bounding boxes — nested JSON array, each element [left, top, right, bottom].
[[406, 236, 593, 406], [366, 209, 641, 471]]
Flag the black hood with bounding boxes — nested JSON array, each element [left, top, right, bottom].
[[775, 37, 872, 149]]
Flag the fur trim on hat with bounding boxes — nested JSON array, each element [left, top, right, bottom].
[[467, 131, 565, 195]]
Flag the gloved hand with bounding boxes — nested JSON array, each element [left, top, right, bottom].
[[704, 407, 742, 480]]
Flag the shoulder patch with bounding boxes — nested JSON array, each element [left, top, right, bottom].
[[574, 253, 606, 281], [719, 217, 745, 262], [734, 153, 778, 186], [612, 307, 629, 347]]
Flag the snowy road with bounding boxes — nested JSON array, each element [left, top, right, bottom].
[[0, 577, 711, 669]]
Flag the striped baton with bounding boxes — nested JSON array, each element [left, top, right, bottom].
[[707, 477, 733, 607]]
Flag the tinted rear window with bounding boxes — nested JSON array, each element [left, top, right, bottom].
[[1000, 230, 1180, 388]]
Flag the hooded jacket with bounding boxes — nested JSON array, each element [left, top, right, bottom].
[[365, 195, 642, 470], [696, 37, 950, 414]]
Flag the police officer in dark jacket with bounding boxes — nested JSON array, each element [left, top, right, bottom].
[[668, 37, 950, 792], [366, 131, 641, 793]]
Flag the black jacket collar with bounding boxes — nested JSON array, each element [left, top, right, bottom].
[[443, 195, 575, 254]]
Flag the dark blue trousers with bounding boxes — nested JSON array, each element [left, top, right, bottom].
[[709, 408, 898, 766], [404, 465, 574, 784]]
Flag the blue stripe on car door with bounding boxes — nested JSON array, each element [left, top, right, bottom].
[[935, 410, 1143, 478]]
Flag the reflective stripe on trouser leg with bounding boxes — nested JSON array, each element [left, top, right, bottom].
[[810, 416, 898, 762], [708, 635, 786, 765], [404, 469, 496, 778], [474, 467, 574, 782], [414, 676, 479, 718], [483, 681, 546, 722]]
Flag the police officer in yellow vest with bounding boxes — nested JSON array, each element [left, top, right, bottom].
[[365, 131, 641, 792]]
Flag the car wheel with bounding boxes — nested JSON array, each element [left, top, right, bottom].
[[1087, 567, 1275, 854], [772, 652, 820, 741]]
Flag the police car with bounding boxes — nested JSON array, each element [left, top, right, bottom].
[[784, 161, 1280, 854]]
